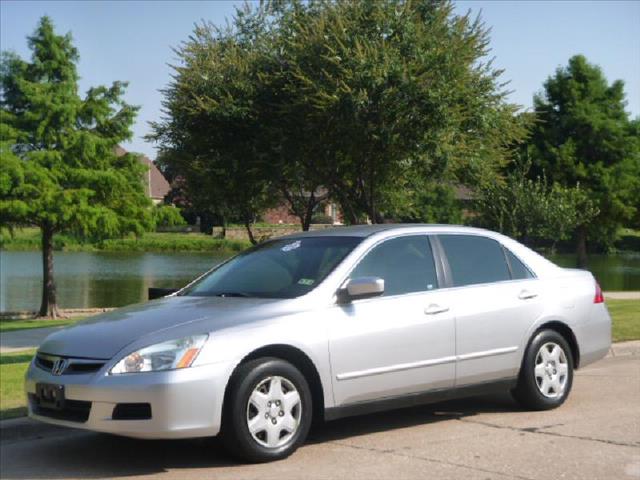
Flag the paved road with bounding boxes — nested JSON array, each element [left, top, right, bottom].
[[1, 354, 638, 480]]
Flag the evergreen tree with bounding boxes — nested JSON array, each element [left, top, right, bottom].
[[530, 55, 640, 264], [0, 17, 152, 317]]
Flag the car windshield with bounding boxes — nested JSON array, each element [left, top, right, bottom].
[[181, 236, 362, 299]]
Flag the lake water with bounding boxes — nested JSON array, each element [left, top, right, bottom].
[[0, 251, 225, 312], [1, 250, 638, 312]]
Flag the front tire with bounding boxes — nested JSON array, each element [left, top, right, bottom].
[[512, 330, 574, 410], [221, 357, 312, 462]]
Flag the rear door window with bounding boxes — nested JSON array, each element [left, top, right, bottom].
[[439, 235, 511, 287]]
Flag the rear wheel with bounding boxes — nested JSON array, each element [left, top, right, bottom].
[[512, 330, 574, 410], [222, 357, 312, 462]]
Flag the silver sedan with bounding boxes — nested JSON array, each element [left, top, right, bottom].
[[25, 225, 611, 462]]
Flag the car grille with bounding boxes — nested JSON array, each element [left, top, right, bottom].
[[35, 353, 106, 375], [29, 394, 92, 423]]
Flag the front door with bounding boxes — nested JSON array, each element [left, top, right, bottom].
[[328, 235, 456, 406]]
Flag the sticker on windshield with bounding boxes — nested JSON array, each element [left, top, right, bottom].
[[281, 240, 301, 252], [298, 278, 315, 286]]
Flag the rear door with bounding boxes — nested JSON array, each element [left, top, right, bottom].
[[436, 234, 544, 386], [328, 235, 456, 405]]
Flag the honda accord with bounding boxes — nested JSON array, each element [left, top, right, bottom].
[[25, 225, 611, 462]]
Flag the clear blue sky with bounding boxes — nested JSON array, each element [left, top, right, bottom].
[[2, 0, 639, 159]]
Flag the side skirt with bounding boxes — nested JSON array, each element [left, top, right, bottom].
[[324, 378, 517, 421]]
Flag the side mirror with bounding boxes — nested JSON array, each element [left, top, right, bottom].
[[339, 276, 385, 302], [148, 287, 178, 300]]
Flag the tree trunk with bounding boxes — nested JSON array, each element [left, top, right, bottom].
[[576, 225, 588, 268], [244, 219, 257, 245], [301, 192, 317, 232], [38, 225, 62, 318]]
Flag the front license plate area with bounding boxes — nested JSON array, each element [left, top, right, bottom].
[[36, 383, 65, 410]]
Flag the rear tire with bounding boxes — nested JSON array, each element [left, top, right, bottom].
[[221, 357, 312, 463], [512, 329, 574, 411]]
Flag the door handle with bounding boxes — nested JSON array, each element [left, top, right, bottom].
[[518, 290, 538, 300], [424, 304, 450, 315]]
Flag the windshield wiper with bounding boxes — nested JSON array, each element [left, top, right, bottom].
[[214, 292, 251, 298]]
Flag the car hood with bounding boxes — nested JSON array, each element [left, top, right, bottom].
[[38, 295, 292, 359]]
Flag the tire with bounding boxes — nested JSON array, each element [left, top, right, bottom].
[[512, 329, 574, 411], [221, 357, 313, 463]]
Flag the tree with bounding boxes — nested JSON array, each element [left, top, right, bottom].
[[149, 9, 279, 243], [0, 17, 152, 317], [473, 161, 598, 250], [275, 0, 528, 223], [529, 55, 640, 265], [151, 0, 528, 230]]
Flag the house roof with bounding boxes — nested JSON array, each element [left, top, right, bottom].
[[115, 146, 171, 200]]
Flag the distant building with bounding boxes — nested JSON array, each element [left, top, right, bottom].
[[115, 146, 171, 204]]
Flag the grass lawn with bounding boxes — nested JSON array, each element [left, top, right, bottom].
[[0, 349, 35, 420], [608, 299, 640, 342], [0, 300, 637, 420], [0, 318, 82, 333], [0, 227, 251, 253]]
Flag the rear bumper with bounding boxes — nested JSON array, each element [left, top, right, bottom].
[[576, 303, 612, 368], [25, 360, 232, 439]]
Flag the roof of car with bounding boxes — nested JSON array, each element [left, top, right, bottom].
[[284, 224, 478, 238]]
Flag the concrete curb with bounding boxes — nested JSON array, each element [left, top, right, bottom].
[[604, 291, 640, 300], [607, 340, 640, 358]]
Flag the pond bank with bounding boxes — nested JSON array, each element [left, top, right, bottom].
[[0, 229, 250, 254]]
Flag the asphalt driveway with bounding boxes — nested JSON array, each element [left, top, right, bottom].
[[1, 353, 638, 480]]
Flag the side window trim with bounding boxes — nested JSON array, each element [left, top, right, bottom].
[[429, 235, 453, 289], [501, 244, 515, 280]]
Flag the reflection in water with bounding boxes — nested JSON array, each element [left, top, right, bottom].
[[0, 251, 227, 311], [548, 252, 640, 291], [1, 250, 638, 311]]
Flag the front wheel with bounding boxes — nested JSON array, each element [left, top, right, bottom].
[[221, 357, 312, 462], [512, 330, 574, 410]]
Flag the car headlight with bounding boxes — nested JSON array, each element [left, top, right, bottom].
[[109, 334, 208, 374]]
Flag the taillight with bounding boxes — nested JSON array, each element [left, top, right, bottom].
[[594, 281, 604, 304]]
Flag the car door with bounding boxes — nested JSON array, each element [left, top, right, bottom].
[[327, 234, 456, 406], [436, 234, 544, 386]]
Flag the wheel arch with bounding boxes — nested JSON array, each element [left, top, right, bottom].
[[222, 344, 326, 423], [531, 321, 581, 369]]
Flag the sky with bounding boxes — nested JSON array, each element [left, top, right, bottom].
[[1, 0, 639, 159]]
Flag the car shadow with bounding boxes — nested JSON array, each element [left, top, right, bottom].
[[0, 393, 520, 479]]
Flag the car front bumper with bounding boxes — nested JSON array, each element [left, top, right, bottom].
[[25, 359, 232, 439]]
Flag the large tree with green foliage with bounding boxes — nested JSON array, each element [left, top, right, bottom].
[[274, 0, 528, 223], [150, 9, 278, 242], [151, 0, 528, 229], [0, 17, 152, 317], [529, 55, 640, 264]]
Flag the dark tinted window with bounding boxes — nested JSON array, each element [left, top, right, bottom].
[[183, 236, 361, 299], [439, 235, 510, 287], [505, 249, 534, 279], [349, 236, 438, 296]]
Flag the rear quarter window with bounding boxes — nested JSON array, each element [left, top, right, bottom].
[[505, 248, 535, 280]]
